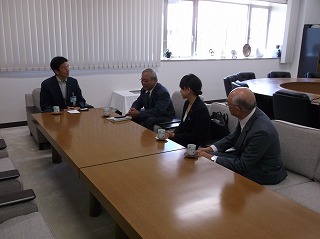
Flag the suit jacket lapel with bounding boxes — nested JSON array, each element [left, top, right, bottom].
[[235, 127, 248, 151], [234, 110, 258, 151], [142, 90, 149, 109], [52, 78, 66, 106]]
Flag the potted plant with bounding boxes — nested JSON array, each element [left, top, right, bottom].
[[164, 49, 172, 59]]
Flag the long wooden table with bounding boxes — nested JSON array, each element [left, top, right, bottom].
[[32, 108, 185, 216], [32, 108, 184, 176], [81, 150, 320, 238], [32, 107, 320, 238]]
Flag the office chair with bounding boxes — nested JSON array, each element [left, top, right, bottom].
[[223, 74, 240, 97], [237, 72, 256, 81], [273, 90, 312, 127], [305, 72, 320, 78], [267, 71, 291, 78], [231, 81, 249, 91]]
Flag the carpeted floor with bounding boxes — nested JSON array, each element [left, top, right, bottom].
[[0, 126, 115, 239]]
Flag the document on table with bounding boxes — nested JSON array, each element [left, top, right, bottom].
[[107, 116, 132, 122], [67, 110, 80, 114]]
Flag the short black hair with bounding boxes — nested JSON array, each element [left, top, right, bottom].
[[50, 56, 68, 72], [179, 74, 202, 96]]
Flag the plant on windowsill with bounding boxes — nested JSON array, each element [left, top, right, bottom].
[[164, 49, 172, 59]]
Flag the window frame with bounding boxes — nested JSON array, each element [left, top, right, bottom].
[[163, 0, 274, 59]]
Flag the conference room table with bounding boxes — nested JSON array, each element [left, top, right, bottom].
[[32, 108, 185, 216], [242, 78, 320, 103], [241, 78, 320, 124], [32, 108, 184, 174], [31, 108, 184, 176], [31, 107, 320, 238], [81, 150, 320, 239]]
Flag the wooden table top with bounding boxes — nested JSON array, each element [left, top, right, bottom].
[[242, 78, 320, 102], [32, 108, 184, 173], [80, 150, 320, 239]]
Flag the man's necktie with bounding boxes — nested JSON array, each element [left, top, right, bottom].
[[146, 91, 150, 108], [235, 123, 247, 152]]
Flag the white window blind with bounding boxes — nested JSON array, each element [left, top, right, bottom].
[[0, 0, 163, 72]]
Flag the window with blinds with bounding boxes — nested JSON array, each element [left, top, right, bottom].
[[0, 0, 162, 72]]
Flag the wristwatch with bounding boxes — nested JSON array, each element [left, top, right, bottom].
[[211, 156, 217, 162]]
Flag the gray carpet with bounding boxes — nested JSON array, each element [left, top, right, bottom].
[[0, 126, 115, 239]]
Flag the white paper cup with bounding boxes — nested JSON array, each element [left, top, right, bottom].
[[157, 129, 166, 140], [187, 144, 196, 156], [53, 106, 60, 113]]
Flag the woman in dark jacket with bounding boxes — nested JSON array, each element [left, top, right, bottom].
[[166, 74, 210, 148]]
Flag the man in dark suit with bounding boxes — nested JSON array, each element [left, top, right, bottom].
[[197, 87, 287, 185], [126, 68, 175, 130], [40, 56, 91, 112]]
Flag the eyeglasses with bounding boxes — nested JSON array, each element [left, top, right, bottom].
[[59, 65, 70, 71], [225, 100, 242, 109], [140, 78, 151, 83]]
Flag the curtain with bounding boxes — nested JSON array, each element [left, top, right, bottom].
[[0, 0, 163, 72]]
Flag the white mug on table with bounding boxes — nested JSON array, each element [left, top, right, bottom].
[[157, 129, 166, 140], [187, 144, 196, 156], [53, 106, 60, 113]]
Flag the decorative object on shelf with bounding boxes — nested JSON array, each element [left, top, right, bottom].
[[256, 48, 264, 58], [220, 50, 226, 59], [231, 50, 237, 59], [209, 49, 214, 56], [276, 45, 281, 57], [243, 44, 251, 57], [164, 49, 172, 59], [272, 45, 281, 58]]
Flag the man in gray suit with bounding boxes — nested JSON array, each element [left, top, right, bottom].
[[197, 87, 287, 185]]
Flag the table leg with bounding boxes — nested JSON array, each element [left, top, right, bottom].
[[115, 224, 129, 239], [51, 146, 62, 163], [90, 193, 101, 217]]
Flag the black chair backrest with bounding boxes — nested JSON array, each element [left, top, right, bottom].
[[305, 72, 320, 78], [273, 90, 311, 127], [231, 81, 249, 91], [237, 72, 256, 81], [223, 74, 240, 97], [267, 71, 291, 78]]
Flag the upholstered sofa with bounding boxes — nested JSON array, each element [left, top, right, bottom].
[[0, 136, 9, 159], [25, 88, 49, 149], [0, 135, 22, 198], [265, 120, 320, 214], [0, 191, 55, 238], [0, 133, 55, 238], [208, 103, 320, 214]]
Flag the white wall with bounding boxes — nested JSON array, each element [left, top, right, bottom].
[[1, 0, 320, 124], [0, 58, 291, 124]]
